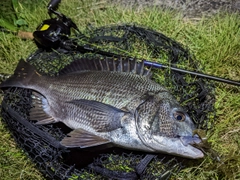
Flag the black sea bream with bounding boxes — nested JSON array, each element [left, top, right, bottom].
[[0, 58, 204, 159]]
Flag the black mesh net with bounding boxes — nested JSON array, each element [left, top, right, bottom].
[[0, 24, 215, 179]]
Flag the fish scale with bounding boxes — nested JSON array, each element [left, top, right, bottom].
[[41, 71, 166, 111]]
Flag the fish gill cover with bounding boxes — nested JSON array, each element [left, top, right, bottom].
[[0, 24, 215, 179]]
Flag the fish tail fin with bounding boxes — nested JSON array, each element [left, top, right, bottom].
[[0, 59, 40, 89]]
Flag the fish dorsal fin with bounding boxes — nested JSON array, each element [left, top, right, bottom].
[[58, 57, 152, 78]]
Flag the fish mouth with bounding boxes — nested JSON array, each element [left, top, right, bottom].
[[180, 135, 202, 146], [177, 135, 205, 159], [147, 134, 205, 159], [180, 129, 222, 161], [180, 129, 212, 157]]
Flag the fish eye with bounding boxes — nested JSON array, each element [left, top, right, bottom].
[[173, 111, 186, 121]]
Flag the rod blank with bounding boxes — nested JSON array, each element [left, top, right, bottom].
[[144, 60, 240, 86]]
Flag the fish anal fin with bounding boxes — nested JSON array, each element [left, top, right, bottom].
[[30, 91, 56, 125], [60, 129, 110, 148]]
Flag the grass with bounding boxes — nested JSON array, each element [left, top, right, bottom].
[[0, 0, 240, 179]]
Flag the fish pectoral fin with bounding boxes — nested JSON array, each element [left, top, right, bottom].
[[68, 99, 126, 132], [30, 91, 56, 125], [60, 129, 110, 148]]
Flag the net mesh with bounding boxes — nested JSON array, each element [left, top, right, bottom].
[[1, 24, 215, 179]]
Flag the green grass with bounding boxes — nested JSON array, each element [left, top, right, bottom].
[[0, 0, 240, 179]]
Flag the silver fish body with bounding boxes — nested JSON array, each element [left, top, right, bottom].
[[0, 58, 204, 159]]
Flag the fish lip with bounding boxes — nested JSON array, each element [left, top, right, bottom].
[[185, 143, 205, 159], [180, 135, 202, 146], [177, 135, 204, 159], [179, 134, 205, 158]]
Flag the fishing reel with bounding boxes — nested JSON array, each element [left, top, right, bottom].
[[33, 0, 80, 49]]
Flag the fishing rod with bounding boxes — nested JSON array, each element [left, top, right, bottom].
[[2, 43, 239, 86], [30, 0, 240, 87], [74, 45, 240, 86], [1, 0, 238, 87]]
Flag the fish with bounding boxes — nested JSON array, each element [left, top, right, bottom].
[[0, 58, 204, 159]]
